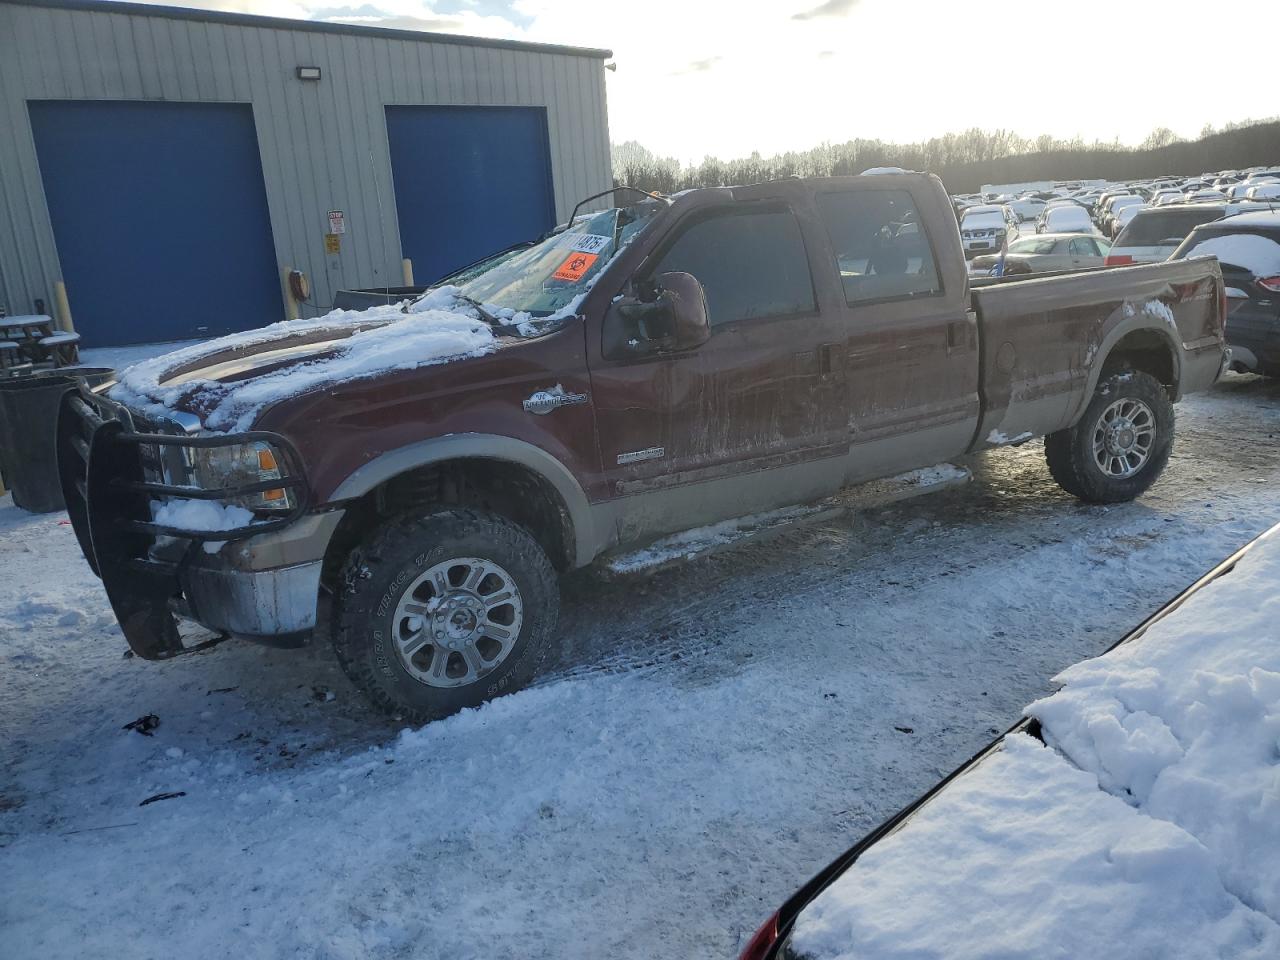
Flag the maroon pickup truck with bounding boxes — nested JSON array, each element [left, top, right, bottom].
[[58, 173, 1228, 722]]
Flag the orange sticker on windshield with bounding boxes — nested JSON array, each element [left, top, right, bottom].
[[552, 252, 599, 282]]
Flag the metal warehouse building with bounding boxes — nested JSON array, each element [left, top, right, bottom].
[[0, 0, 613, 346]]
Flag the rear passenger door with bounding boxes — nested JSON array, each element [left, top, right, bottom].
[[813, 184, 981, 481]]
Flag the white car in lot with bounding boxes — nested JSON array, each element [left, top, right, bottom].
[[1097, 194, 1144, 234], [1105, 203, 1229, 265], [1110, 203, 1142, 237], [1246, 182, 1280, 200], [1007, 197, 1047, 222], [959, 204, 1017, 258], [1243, 168, 1280, 184], [1037, 204, 1094, 234]]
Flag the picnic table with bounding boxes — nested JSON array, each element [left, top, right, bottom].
[[0, 314, 80, 375]]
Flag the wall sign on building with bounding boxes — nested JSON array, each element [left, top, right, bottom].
[[327, 210, 346, 235]]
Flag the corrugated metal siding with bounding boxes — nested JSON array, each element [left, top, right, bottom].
[[0, 1, 613, 324]]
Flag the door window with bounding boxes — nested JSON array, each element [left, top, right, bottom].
[[817, 190, 942, 305], [1069, 237, 1098, 257], [650, 207, 815, 327]]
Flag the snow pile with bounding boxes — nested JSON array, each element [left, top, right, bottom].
[[790, 734, 1280, 960], [153, 499, 256, 552], [110, 287, 494, 432], [1121, 298, 1176, 327], [897, 463, 969, 486], [985, 428, 1033, 445], [1029, 530, 1280, 920], [153, 498, 255, 533], [789, 529, 1280, 958]]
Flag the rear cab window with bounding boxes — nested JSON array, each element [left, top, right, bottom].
[[651, 205, 816, 327], [817, 189, 942, 305]]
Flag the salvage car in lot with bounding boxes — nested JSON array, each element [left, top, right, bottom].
[[1106, 203, 1232, 264], [1172, 211, 1280, 376], [959, 204, 1018, 258], [1007, 197, 1047, 222], [59, 173, 1228, 722], [969, 233, 1110, 275], [1037, 204, 1095, 234]]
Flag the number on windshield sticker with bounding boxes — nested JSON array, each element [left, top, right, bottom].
[[562, 233, 611, 255]]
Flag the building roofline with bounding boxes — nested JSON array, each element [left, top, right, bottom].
[[0, 0, 614, 60]]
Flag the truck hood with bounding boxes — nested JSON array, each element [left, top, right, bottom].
[[108, 292, 505, 433]]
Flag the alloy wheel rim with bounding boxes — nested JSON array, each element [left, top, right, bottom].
[[391, 557, 523, 688], [1091, 397, 1156, 479]]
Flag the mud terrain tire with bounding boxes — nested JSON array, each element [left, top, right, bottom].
[[1045, 370, 1174, 504], [334, 509, 558, 723]]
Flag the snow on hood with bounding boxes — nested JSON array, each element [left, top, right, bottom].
[[109, 287, 495, 432]]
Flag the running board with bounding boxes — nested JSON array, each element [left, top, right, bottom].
[[599, 463, 972, 578]]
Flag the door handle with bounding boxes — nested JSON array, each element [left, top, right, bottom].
[[818, 342, 841, 377], [947, 320, 968, 351]]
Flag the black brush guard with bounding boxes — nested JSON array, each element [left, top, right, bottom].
[[56, 384, 308, 660]]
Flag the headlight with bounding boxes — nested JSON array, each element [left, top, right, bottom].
[[186, 440, 297, 512]]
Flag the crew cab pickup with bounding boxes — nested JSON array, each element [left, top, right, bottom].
[[58, 173, 1228, 722]]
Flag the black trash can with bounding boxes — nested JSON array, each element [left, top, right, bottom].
[[0, 367, 114, 513]]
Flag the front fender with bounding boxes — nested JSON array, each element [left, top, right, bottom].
[[328, 433, 598, 567]]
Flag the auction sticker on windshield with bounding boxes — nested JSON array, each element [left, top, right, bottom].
[[552, 252, 599, 282], [559, 233, 612, 254]]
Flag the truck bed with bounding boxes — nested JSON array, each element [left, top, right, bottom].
[[967, 256, 1226, 449]]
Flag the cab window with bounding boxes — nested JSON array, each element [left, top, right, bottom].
[[817, 190, 942, 305], [650, 205, 815, 327]]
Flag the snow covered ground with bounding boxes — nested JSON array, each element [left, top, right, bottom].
[[790, 527, 1280, 959], [0, 357, 1278, 958]]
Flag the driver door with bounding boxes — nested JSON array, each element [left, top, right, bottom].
[[586, 195, 850, 537]]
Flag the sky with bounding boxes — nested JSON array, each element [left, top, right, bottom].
[[117, 0, 1279, 164]]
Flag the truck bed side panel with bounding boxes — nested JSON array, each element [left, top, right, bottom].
[[969, 258, 1224, 448]]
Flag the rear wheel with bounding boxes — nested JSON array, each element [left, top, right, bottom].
[[333, 508, 558, 723], [1045, 370, 1173, 503]]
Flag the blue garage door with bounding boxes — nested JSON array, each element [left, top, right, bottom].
[[385, 106, 555, 285], [28, 100, 283, 347]]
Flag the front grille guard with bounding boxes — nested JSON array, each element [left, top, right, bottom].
[[57, 383, 309, 660], [60, 388, 309, 541]]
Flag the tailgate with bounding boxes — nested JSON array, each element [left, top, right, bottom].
[[968, 258, 1225, 445]]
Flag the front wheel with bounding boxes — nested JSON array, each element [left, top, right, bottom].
[[333, 509, 558, 723], [1044, 370, 1174, 503]]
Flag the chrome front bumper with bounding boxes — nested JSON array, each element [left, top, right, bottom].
[[180, 559, 325, 640], [180, 511, 344, 642]]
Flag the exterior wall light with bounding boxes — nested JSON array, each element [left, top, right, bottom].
[[296, 66, 322, 81]]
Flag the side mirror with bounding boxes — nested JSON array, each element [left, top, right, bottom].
[[603, 271, 710, 360]]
